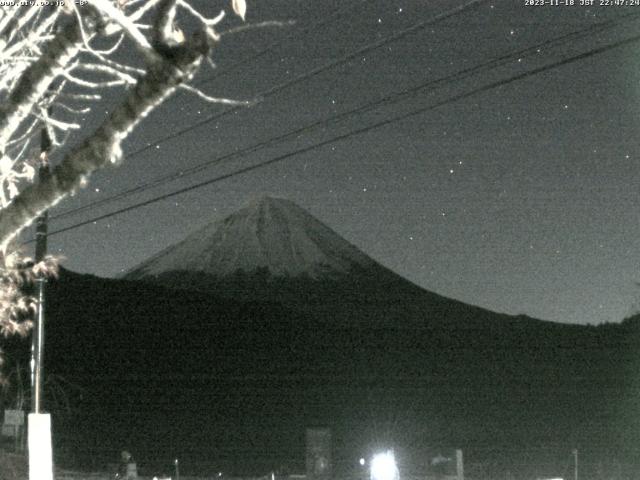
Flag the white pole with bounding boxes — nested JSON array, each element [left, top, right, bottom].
[[456, 449, 464, 480], [28, 413, 53, 480]]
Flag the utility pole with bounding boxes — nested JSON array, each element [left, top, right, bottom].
[[572, 449, 578, 480], [31, 132, 50, 413], [28, 119, 53, 480]]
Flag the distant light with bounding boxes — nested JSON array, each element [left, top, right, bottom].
[[371, 451, 398, 480], [360, 458, 366, 466]]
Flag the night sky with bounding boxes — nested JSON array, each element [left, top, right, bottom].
[[34, 0, 640, 325]]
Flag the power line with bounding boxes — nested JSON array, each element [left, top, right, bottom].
[[50, 0, 487, 219], [113, 0, 489, 160], [50, 10, 640, 222], [33, 31, 640, 242]]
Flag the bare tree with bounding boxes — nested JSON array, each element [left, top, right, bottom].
[[0, 0, 248, 367]]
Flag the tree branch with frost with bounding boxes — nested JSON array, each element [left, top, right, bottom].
[[0, 14, 91, 151], [0, 5, 40, 51], [0, 8, 213, 248], [85, 0, 156, 60], [179, 83, 252, 105], [0, 0, 253, 365], [220, 19, 295, 38]]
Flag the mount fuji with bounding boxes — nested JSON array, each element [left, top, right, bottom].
[[124, 196, 484, 318], [126, 196, 378, 280]]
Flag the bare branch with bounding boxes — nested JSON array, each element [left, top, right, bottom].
[[84, 40, 144, 76], [221, 20, 296, 37], [61, 68, 127, 88], [179, 83, 252, 106], [55, 103, 91, 115], [75, 62, 138, 84], [0, 8, 20, 38], [177, 1, 224, 41], [86, 0, 156, 60], [0, 30, 211, 247], [5, 119, 39, 148], [58, 92, 102, 101], [35, 108, 81, 132], [128, 0, 163, 22], [98, 32, 125, 55], [0, 15, 89, 151], [0, 6, 39, 51], [153, 0, 179, 47]]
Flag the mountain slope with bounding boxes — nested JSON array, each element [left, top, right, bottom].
[[123, 197, 511, 325], [35, 269, 640, 478], [23, 197, 640, 477]]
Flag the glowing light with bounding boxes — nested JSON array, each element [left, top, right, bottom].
[[28, 414, 53, 480], [360, 458, 366, 466], [370, 451, 399, 480]]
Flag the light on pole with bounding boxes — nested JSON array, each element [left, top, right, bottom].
[[370, 451, 399, 480]]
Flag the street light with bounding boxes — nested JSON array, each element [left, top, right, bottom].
[[370, 451, 399, 480]]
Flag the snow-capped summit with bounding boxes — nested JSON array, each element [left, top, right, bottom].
[[125, 196, 378, 280]]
